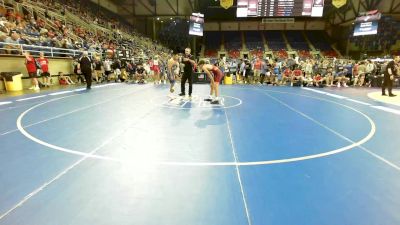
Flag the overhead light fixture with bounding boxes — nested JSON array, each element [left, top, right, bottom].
[[157, 17, 160, 20]]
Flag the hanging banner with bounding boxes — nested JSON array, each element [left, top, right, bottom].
[[332, 0, 347, 8], [220, 0, 233, 9]]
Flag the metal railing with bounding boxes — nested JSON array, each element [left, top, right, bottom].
[[0, 42, 95, 58], [0, 42, 137, 61]]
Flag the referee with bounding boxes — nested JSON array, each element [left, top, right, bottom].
[[382, 56, 399, 97], [179, 48, 196, 98], [79, 51, 92, 90]]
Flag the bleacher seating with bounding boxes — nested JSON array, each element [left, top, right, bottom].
[[245, 31, 264, 51], [0, 0, 169, 60], [274, 49, 288, 59], [204, 31, 222, 52], [298, 50, 312, 59], [224, 31, 242, 50], [285, 31, 310, 50], [228, 49, 240, 59], [307, 31, 333, 51], [392, 50, 400, 56], [250, 49, 263, 58], [264, 31, 286, 51], [205, 50, 218, 58], [322, 50, 338, 58]]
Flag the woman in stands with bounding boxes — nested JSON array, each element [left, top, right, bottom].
[[198, 60, 224, 105]]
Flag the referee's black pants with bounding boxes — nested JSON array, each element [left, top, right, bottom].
[[382, 76, 393, 95], [83, 71, 92, 89], [181, 72, 193, 96]]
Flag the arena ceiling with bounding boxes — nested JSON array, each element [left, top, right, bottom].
[[326, 0, 400, 26], [111, 0, 195, 17], [113, 0, 400, 25]]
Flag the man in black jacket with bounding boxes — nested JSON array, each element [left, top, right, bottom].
[[79, 51, 92, 90], [382, 56, 399, 97], [179, 48, 196, 98]]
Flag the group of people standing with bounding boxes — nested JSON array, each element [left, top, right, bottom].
[[24, 48, 399, 102], [212, 56, 399, 96], [166, 48, 224, 105], [24, 51, 51, 91], [64, 48, 224, 104]]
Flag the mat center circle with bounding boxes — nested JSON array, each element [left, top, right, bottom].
[[151, 95, 242, 109]]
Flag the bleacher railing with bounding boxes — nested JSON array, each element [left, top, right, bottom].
[[0, 42, 136, 60], [0, 42, 94, 58]]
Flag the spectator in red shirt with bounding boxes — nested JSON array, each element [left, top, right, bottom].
[[291, 66, 304, 87], [24, 51, 39, 90], [37, 52, 51, 87], [281, 67, 292, 85], [313, 72, 325, 87]]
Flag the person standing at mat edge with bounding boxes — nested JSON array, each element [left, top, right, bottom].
[[179, 48, 196, 98], [382, 55, 399, 97], [79, 51, 92, 90], [24, 51, 39, 91], [37, 52, 51, 87]]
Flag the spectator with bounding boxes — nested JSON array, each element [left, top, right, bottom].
[[291, 65, 304, 87], [134, 63, 147, 84], [103, 57, 113, 81], [357, 61, 366, 86], [281, 66, 292, 85], [5, 30, 21, 54], [58, 72, 74, 85], [24, 51, 39, 90], [93, 55, 103, 83], [335, 68, 349, 87], [37, 52, 51, 87], [313, 72, 324, 87], [112, 58, 122, 82], [252, 56, 262, 84]]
